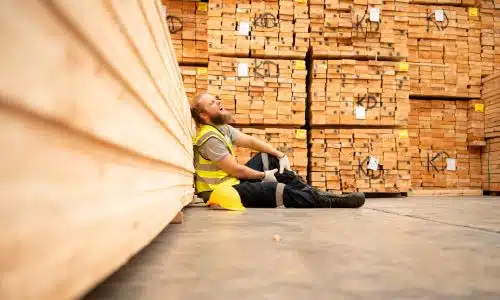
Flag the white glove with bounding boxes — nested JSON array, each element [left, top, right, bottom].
[[278, 155, 291, 174], [262, 169, 278, 183]]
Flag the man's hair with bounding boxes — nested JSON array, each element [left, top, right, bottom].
[[190, 92, 209, 125]]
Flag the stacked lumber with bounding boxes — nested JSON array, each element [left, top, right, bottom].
[[0, 1, 194, 299], [468, 99, 486, 146], [483, 72, 500, 138], [479, 1, 500, 77], [482, 137, 500, 192], [180, 66, 208, 103], [482, 72, 500, 192], [309, 59, 410, 126], [163, 0, 208, 64], [207, 56, 307, 125], [309, 0, 409, 59], [207, 0, 310, 59], [234, 128, 308, 179], [309, 129, 411, 193], [409, 100, 482, 189], [407, 5, 481, 97]]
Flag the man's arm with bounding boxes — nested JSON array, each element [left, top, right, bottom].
[[234, 132, 284, 158], [217, 154, 265, 180]]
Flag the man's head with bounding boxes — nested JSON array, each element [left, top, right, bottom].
[[190, 92, 232, 126]]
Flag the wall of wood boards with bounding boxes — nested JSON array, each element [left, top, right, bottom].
[[0, 1, 194, 299], [482, 72, 500, 191], [409, 100, 482, 190]]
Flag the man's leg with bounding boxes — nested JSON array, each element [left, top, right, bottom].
[[233, 182, 316, 208], [242, 152, 365, 208]]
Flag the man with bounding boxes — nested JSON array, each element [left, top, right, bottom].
[[190, 92, 365, 209]]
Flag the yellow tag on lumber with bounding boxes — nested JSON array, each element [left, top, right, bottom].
[[398, 62, 409, 72], [295, 60, 306, 70], [197, 2, 208, 11], [295, 129, 307, 140], [197, 67, 208, 75], [398, 129, 409, 139], [295, 0, 307, 3], [468, 8, 478, 17], [474, 103, 484, 112]]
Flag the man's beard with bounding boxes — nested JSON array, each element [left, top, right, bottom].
[[210, 112, 232, 125]]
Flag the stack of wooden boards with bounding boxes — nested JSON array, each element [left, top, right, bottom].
[[207, 56, 307, 125], [179, 66, 208, 102], [0, 1, 194, 299], [309, 59, 410, 126], [482, 72, 500, 192], [234, 128, 308, 178], [407, 4, 481, 97], [309, 0, 409, 59], [163, 0, 208, 64], [309, 129, 412, 193], [480, 0, 500, 77], [409, 100, 482, 190], [207, 0, 310, 59]]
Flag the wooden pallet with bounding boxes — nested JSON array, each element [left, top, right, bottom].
[[207, 0, 309, 59], [409, 100, 482, 190], [482, 137, 500, 192], [309, 59, 410, 126], [483, 72, 500, 139], [179, 65, 208, 103], [310, 0, 409, 59], [234, 127, 308, 179], [407, 4, 481, 98], [309, 128, 411, 193], [207, 56, 307, 125], [163, 0, 208, 64], [408, 189, 483, 196]]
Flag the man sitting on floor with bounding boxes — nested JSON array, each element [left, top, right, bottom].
[[190, 92, 365, 209]]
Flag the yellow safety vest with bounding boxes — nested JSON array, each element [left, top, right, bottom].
[[193, 125, 240, 193]]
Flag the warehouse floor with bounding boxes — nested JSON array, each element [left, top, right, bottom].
[[85, 196, 500, 300]]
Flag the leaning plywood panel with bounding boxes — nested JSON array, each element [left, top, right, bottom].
[[0, 1, 194, 300]]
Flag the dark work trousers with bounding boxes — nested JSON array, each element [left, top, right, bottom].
[[232, 153, 318, 208]]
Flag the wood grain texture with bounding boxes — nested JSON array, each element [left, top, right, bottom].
[[0, 1, 194, 299]]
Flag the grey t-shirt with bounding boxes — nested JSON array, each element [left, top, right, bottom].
[[198, 125, 240, 162]]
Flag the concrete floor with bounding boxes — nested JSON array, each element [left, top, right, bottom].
[[85, 197, 500, 300]]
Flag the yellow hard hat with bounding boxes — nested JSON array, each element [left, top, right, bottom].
[[207, 185, 245, 211]]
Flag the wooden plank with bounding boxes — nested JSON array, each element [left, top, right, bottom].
[[0, 1, 194, 299], [408, 189, 483, 196]]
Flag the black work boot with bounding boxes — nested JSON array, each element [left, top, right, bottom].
[[314, 191, 365, 208]]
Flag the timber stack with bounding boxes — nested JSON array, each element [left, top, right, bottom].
[[309, 60, 410, 126], [309, 129, 412, 193], [308, 0, 411, 194], [407, 4, 481, 98], [163, 0, 208, 65], [480, 0, 500, 77], [408, 100, 482, 190], [207, 0, 310, 59], [204, 0, 310, 169], [309, 0, 409, 60], [482, 72, 500, 192]]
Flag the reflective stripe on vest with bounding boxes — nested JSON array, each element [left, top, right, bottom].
[[193, 125, 240, 193]]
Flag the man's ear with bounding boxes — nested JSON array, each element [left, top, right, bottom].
[[199, 111, 210, 123]]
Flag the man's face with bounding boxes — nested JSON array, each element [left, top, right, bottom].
[[199, 94, 232, 125]]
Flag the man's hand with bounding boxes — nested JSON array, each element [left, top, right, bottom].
[[262, 169, 278, 182], [278, 155, 291, 174]]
